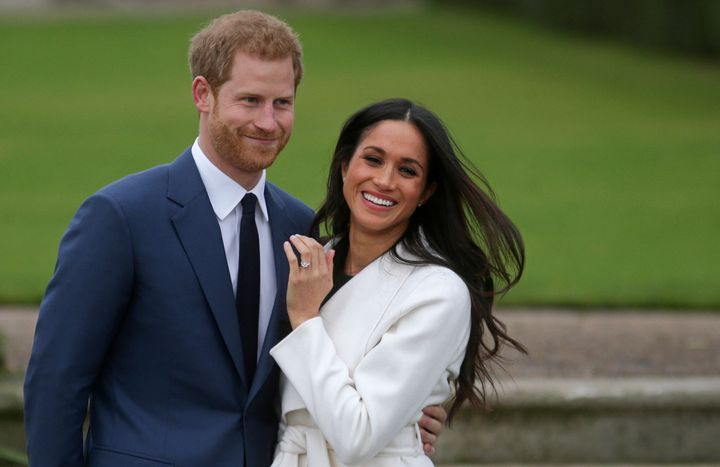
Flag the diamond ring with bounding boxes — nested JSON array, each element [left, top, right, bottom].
[[299, 260, 311, 269]]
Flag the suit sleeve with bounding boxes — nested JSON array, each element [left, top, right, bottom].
[[270, 270, 471, 464], [23, 193, 134, 466]]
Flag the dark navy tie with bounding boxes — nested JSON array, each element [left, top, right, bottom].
[[236, 193, 259, 384]]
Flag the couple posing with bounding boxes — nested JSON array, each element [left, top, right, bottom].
[[23, 10, 524, 467]]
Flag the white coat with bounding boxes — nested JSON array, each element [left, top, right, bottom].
[[270, 244, 471, 467]]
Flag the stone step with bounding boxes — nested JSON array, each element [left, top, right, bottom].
[[3, 376, 720, 464], [434, 377, 720, 465]]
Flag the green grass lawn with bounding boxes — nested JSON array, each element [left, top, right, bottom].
[[1, 7, 719, 308]]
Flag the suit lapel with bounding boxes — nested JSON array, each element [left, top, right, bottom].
[[167, 149, 249, 390]]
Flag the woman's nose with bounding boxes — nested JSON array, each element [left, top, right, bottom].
[[373, 167, 395, 189]]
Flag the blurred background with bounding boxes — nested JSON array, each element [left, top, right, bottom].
[[0, 0, 719, 465]]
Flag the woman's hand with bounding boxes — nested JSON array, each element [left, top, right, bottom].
[[283, 235, 335, 329]]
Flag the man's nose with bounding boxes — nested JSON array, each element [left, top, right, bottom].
[[254, 104, 278, 133]]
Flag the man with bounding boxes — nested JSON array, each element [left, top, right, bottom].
[[24, 10, 444, 466]]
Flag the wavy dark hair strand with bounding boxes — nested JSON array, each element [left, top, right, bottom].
[[313, 98, 526, 423]]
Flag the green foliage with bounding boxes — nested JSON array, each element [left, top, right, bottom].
[[0, 446, 28, 467], [0, 387, 25, 464], [0, 8, 719, 308], [462, 0, 720, 58]]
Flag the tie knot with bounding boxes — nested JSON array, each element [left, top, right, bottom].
[[241, 193, 257, 215]]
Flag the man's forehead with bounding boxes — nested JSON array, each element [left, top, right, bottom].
[[231, 49, 293, 65], [219, 58, 294, 96]]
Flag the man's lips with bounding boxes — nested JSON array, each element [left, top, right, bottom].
[[242, 134, 279, 144]]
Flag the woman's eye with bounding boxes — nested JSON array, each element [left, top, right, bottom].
[[400, 166, 418, 177], [363, 155, 382, 165]]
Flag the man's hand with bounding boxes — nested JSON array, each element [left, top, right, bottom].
[[418, 405, 448, 456]]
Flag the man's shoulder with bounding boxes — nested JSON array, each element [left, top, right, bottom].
[[96, 148, 192, 203], [265, 182, 313, 217], [100, 163, 171, 197], [265, 182, 315, 233]]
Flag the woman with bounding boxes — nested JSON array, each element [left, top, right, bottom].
[[270, 98, 525, 466]]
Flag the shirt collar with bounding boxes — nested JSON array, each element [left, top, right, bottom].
[[191, 138, 269, 222]]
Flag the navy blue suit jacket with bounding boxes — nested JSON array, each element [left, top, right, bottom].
[[24, 148, 315, 466]]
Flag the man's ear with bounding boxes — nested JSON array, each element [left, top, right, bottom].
[[192, 76, 213, 113]]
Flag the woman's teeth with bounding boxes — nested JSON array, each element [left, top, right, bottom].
[[363, 192, 395, 207]]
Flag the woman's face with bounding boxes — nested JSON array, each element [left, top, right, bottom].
[[342, 120, 435, 242]]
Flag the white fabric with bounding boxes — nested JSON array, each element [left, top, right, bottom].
[[270, 245, 471, 466], [191, 138, 276, 359], [275, 426, 330, 465], [272, 411, 425, 467]]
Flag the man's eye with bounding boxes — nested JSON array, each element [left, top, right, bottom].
[[275, 99, 293, 107], [241, 97, 258, 104]]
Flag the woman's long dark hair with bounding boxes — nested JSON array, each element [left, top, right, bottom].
[[313, 98, 526, 422]]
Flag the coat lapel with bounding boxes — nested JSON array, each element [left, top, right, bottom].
[[320, 246, 414, 322], [167, 149, 248, 390]]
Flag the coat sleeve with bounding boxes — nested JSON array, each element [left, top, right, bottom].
[[23, 193, 134, 466], [270, 269, 471, 464]]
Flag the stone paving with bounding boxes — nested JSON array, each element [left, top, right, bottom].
[[0, 307, 36, 374], [2, 306, 720, 377], [497, 308, 720, 379]]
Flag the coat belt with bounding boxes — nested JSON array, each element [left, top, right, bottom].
[[272, 413, 423, 467]]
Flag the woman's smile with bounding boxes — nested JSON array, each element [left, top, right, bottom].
[[361, 191, 397, 208]]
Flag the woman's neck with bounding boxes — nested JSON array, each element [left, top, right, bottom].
[[345, 226, 403, 276]]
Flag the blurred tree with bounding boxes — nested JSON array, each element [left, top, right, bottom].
[[446, 0, 720, 58]]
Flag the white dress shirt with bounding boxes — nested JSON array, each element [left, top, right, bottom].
[[191, 138, 276, 359]]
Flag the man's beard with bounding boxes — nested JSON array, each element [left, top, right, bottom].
[[209, 116, 287, 173]]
